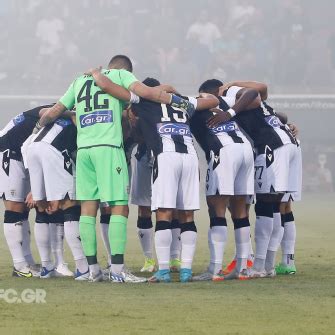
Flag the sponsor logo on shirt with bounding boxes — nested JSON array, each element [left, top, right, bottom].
[[157, 123, 192, 137], [79, 110, 113, 128], [13, 113, 25, 125], [209, 121, 238, 134], [265, 116, 281, 128]]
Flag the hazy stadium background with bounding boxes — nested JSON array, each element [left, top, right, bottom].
[[0, 1, 334, 334], [0, 0, 334, 193]]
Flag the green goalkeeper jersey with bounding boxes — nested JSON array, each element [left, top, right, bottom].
[[59, 69, 138, 149]]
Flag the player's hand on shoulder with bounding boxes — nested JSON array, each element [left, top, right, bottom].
[[207, 108, 231, 128], [84, 66, 102, 76]]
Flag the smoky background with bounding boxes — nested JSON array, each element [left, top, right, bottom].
[[0, 0, 334, 194]]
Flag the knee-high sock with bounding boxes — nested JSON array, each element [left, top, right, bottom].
[[208, 217, 227, 274], [109, 215, 127, 274], [253, 201, 273, 272], [137, 216, 154, 259], [34, 222, 53, 269], [100, 214, 111, 266], [49, 223, 64, 267], [22, 213, 36, 265], [155, 221, 172, 270], [281, 212, 296, 266], [180, 222, 197, 270], [266, 203, 284, 271], [64, 220, 88, 273], [233, 217, 251, 272], [170, 219, 181, 260], [3, 211, 27, 270], [79, 216, 98, 273]]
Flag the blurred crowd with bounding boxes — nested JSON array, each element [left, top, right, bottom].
[[1, 0, 334, 95]]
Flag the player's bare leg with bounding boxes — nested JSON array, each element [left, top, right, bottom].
[[60, 199, 89, 280]]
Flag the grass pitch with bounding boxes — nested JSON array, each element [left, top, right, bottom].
[[0, 194, 334, 335]]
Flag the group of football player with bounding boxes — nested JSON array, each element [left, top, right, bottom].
[[0, 54, 301, 283]]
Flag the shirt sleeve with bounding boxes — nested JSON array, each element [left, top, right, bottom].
[[118, 70, 139, 90], [59, 81, 76, 110], [226, 85, 243, 99], [219, 96, 236, 107]]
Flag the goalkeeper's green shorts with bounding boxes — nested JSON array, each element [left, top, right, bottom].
[[76, 146, 129, 205]]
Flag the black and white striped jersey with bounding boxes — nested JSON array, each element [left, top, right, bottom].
[[33, 118, 77, 155], [225, 86, 297, 152], [0, 105, 52, 156], [131, 97, 197, 156], [189, 96, 248, 161]]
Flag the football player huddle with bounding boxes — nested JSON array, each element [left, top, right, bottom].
[[0, 55, 301, 283]]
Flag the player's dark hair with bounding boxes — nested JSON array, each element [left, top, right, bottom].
[[198, 79, 223, 94], [108, 55, 133, 72], [142, 77, 160, 87]]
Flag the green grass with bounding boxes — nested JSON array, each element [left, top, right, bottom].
[[0, 194, 335, 335]]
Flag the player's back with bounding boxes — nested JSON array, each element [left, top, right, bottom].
[[132, 98, 196, 157], [0, 105, 52, 155], [69, 69, 136, 149]]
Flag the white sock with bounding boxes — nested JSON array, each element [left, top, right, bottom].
[[170, 228, 181, 260], [254, 215, 273, 272], [208, 225, 227, 274], [34, 222, 53, 269], [100, 222, 111, 265], [234, 226, 251, 272], [49, 223, 65, 267], [248, 235, 254, 261], [138, 228, 154, 259], [89, 263, 100, 275], [208, 227, 215, 272], [180, 229, 197, 269], [268, 211, 284, 252], [281, 213, 296, 266], [155, 228, 172, 270], [22, 218, 36, 265], [266, 210, 284, 271], [4, 221, 27, 270], [64, 220, 88, 273]]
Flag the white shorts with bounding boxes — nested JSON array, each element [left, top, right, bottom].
[[27, 142, 76, 201], [0, 150, 30, 202], [255, 143, 302, 194], [206, 143, 254, 196], [282, 146, 302, 202], [151, 152, 199, 211], [130, 152, 152, 207]]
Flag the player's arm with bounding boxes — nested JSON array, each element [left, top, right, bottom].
[[87, 68, 134, 102], [207, 88, 259, 128], [88, 68, 195, 113], [220, 81, 268, 101], [35, 81, 77, 132], [35, 102, 67, 133], [196, 93, 220, 110]]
